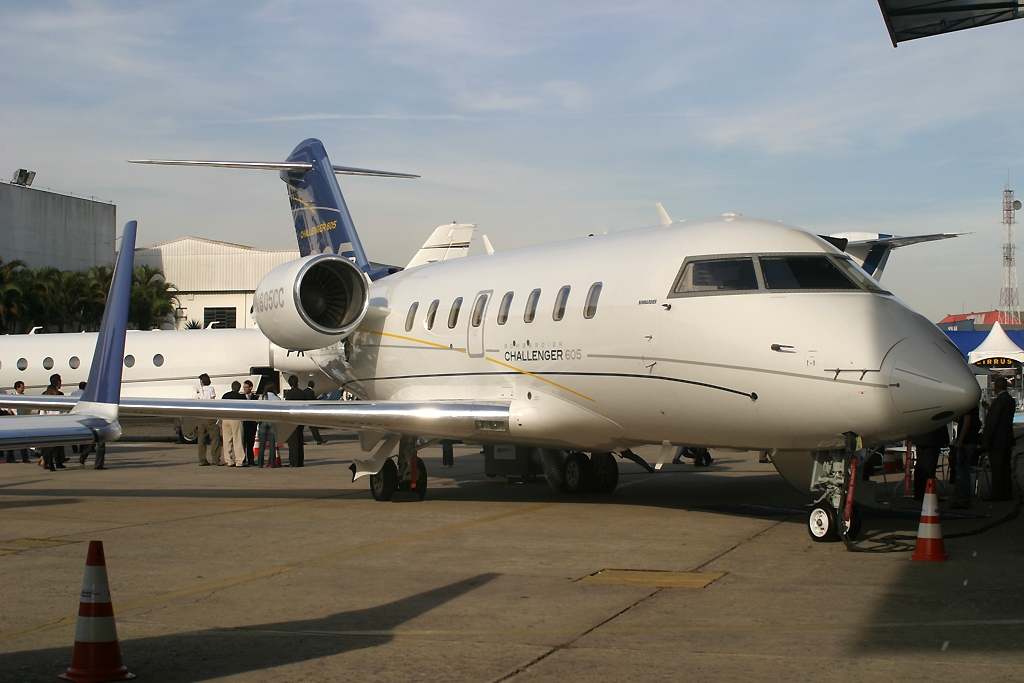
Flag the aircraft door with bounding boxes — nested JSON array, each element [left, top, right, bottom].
[[467, 290, 491, 358]]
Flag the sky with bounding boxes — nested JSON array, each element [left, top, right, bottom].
[[1, 1, 1022, 322]]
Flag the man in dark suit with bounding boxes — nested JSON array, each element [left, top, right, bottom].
[[283, 375, 305, 467], [913, 425, 949, 500], [241, 380, 258, 466], [983, 376, 1017, 501], [304, 381, 325, 445]]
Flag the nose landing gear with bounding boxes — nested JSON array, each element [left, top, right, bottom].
[[806, 433, 863, 543]]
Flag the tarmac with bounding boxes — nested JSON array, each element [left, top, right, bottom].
[[1, 427, 1022, 683]]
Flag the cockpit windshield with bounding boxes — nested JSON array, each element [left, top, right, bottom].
[[668, 253, 888, 298], [760, 256, 858, 290]]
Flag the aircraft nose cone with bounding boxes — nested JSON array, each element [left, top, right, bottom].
[[889, 338, 980, 429]]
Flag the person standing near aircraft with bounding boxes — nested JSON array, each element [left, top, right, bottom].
[[283, 375, 305, 467], [950, 401, 981, 509], [241, 380, 258, 466], [304, 381, 325, 445], [913, 424, 949, 500], [221, 381, 247, 467], [195, 373, 222, 466], [255, 384, 281, 468], [8, 382, 30, 463], [40, 376, 67, 471], [983, 377, 1016, 501]]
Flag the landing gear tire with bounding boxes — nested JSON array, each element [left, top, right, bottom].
[[590, 452, 618, 494], [808, 502, 838, 542], [563, 452, 592, 494], [397, 458, 428, 500], [176, 424, 198, 445], [370, 458, 398, 502]]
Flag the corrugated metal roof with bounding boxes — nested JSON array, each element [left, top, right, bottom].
[[134, 237, 299, 291]]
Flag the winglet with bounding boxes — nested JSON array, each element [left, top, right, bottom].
[[74, 220, 137, 410], [656, 203, 673, 227]]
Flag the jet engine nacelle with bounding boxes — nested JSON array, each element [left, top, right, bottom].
[[252, 254, 369, 352]]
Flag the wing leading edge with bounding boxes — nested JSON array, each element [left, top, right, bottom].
[[0, 395, 511, 443]]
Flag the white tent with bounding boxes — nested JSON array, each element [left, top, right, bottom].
[[967, 321, 1024, 365]]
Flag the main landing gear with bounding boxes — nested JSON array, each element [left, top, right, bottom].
[[540, 449, 619, 494], [806, 433, 863, 543], [369, 435, 428, 502]]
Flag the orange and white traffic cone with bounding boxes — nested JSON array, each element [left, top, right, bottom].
[[60, 541, 135, 682], [910, 478, 949, 562], [252, 435, 260, 461]]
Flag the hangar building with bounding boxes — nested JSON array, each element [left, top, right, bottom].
[[0, 179, 116, 271], [133, 237, 299, 330]]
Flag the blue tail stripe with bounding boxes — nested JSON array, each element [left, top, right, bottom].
[[80, 221, 136, 405], [283, 138, 371, 272]]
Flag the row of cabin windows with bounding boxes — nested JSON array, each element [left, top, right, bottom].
[[404, 282, 603, 332], [2, 354, 165, 372]]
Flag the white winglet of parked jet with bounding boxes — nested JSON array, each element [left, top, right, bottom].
[[405, 223, 476, 269], [1, 141, 980, 544], [0, 221, 137, 450]]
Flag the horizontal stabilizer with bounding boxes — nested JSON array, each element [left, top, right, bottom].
[[406, 223, 476, 269], [128, 159, 418, 178]]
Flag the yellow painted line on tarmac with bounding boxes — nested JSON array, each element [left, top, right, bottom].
[[0, 502, 557, 644]]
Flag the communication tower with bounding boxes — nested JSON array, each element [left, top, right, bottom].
[[999, 184, 1021, 324]]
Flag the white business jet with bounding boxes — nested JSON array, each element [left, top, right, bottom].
[[0, 220, 136, 451], [0, 139, 980, 544]]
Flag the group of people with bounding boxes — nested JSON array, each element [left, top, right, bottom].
[[193, 373, 325, 469], [913, 375, 1018, 509], [1, 374, 106, 470]]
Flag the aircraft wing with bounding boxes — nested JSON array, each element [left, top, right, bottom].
[[0, 220, 137, 449], [828, 231, 963, 279], [0, 395, 511, 442]]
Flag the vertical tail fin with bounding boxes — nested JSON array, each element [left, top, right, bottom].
[[281, 138, 418, 279], [77, 220, 137, 407], [129, 140, 417, 280], [283, 139, 371, 268]]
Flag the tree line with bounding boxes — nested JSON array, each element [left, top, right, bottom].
[[0, 256, 178, 333]]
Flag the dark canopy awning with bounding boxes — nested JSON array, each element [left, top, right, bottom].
[[878, 0, 1022, 46]]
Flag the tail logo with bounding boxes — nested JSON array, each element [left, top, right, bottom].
[[298, 220, 338, 240]]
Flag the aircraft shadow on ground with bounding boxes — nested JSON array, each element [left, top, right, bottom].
[[0, 497, 80, 511], [853, 479, 1024, 654], [0, 573, 498, 683]]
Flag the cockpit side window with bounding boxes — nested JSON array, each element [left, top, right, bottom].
[[671, 257, 758, 297], [760, 256, 859, 291]]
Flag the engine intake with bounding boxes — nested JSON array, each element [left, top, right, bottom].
[[252, 254, 369, 351]]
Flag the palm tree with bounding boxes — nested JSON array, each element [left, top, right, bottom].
[[0, 256, 28, 333], [129, 265, 179, 330]]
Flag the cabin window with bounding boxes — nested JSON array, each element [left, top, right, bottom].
[[497, 292, 514, 325], [153, 354, 164, 367], [124, 355, 135, 368], [69, 356, 80, 369], [471, 295, 487, 327], [760, 256, 859, 291], [524, 289, 541, 323], [17, 358, 27, 371], [584, 282, 602, 319], [448, 297, 463, 329], [43, 357, 54, 370], [425, 299, 439, 330], [673, 257, 758, 295], [552, 286, 570, 321], [405, 302, 419, 332]]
